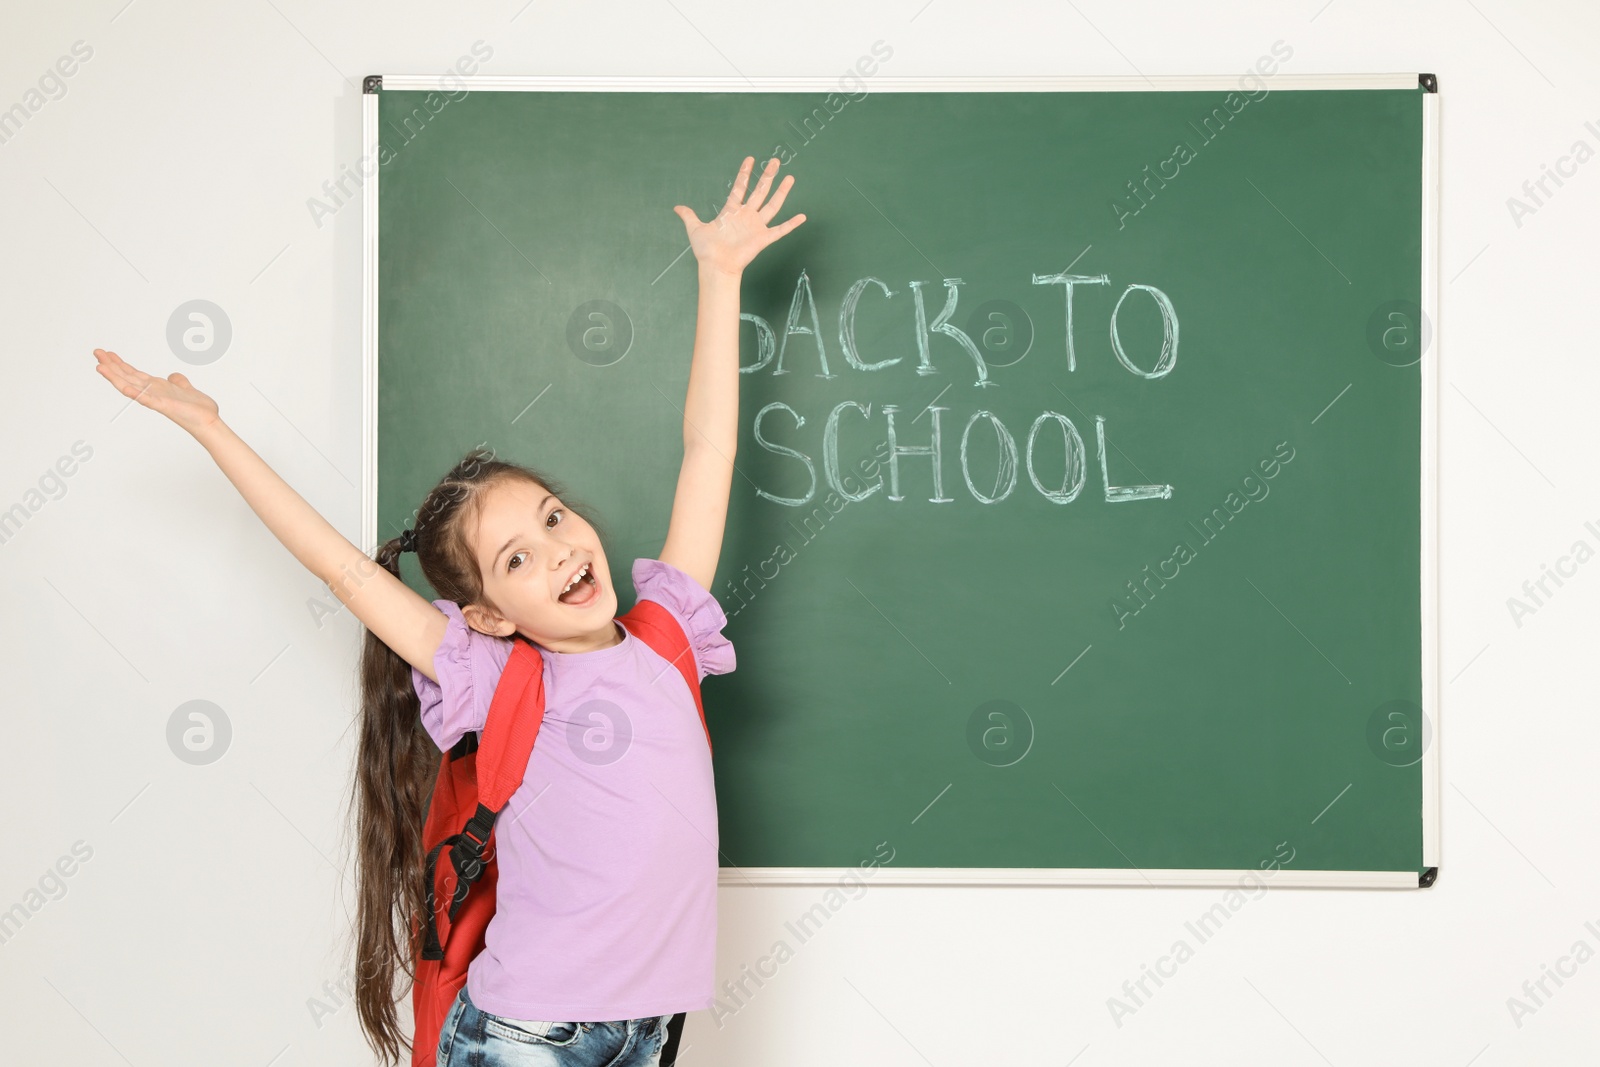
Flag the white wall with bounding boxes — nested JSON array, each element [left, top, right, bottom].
[[2, 1, 1595, 1064]]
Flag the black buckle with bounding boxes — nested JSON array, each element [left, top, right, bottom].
[[451, 833, 486, 883]]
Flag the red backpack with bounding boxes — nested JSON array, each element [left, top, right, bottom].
[[409, 599, 713, 1066]]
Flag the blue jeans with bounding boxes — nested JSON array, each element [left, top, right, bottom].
[[437, 984, 672, 1067]]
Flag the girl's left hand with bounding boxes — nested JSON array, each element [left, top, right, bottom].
[[673, 156, 805, 277]]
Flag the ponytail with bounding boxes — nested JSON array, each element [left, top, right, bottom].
[[347, 533, 439, 1064]]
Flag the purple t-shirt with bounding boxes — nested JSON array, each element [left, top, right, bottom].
[[411, 557, 735, 1021]]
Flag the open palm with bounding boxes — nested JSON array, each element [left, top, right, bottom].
[[93, 347, 220, 435], [673, 156, 805, 276]]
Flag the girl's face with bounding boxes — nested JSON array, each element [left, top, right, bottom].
[[460, 478, 621, 653]]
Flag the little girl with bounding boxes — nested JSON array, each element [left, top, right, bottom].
[[94, 155, 804, 1067]]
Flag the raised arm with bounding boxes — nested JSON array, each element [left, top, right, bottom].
[[92, 348, 448, 681], [660, 156, 805, 591]]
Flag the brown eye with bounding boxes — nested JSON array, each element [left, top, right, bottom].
[[508, 551, 526, 571], [547, 508, 564, 528]]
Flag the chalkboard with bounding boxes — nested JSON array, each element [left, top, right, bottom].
[[362, 74, 1440, 889]]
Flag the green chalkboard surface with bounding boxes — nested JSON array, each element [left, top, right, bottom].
[[364, 76, 1438, 887]]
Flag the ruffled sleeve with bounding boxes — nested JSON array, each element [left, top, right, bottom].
[[411, 599, 515, 752], [631, 558, 737, 681]]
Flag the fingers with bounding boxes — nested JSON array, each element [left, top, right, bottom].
[[746, 157, 780, 211], [94, 348, 136, 382], [758, 173, 795, 220], [99, 364, 146, 402], [766, 213, 806, 242], [93, 352, 132, 387], [92, 347, 153, 398], [724, 156, 755, 210]]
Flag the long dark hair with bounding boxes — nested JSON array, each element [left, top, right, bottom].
[[340, 445, 607, 1064]]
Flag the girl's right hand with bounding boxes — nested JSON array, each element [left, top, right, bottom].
[[93, 347, 220, 436]]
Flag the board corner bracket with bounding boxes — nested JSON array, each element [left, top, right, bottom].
[[363, 74, 383, 94], [1419, 73, 1438, 93]]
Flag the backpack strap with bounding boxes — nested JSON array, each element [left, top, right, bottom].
[[475, 637, 547, 808], [422, 637, 545, 938], [619, 600, 712, 756]]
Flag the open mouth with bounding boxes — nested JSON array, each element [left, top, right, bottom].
[[557, 562, 600, 607]]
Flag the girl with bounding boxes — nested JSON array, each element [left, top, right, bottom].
[[94, 155, 804, 1066]]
